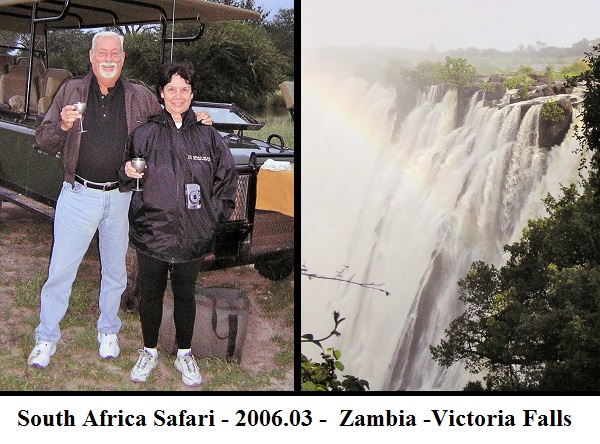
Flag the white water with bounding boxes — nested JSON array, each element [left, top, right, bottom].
[[301, 76, 585, 391]]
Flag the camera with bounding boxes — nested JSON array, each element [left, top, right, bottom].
[[185, 183, 201, 210]]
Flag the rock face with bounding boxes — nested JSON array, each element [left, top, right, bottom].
[[394, 74, 579, 148], [539, 98, 573, 148]]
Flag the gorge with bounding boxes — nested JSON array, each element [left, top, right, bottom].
[[301, 74, 586, 391]]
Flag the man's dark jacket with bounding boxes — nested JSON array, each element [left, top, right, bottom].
[[35, 72, 162, 185]]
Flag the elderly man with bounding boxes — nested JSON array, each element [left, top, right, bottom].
[[29, 31, 211, 368]]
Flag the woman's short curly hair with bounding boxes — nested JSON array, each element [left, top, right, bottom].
[[156, 61, 196, 98]]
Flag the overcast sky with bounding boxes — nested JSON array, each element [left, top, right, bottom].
[[301, 0, 600, 51]]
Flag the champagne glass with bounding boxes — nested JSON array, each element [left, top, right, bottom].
[[73, 102, 86, 133], [131, 157, 146, 191]]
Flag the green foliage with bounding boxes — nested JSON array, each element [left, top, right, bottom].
[[540, 100, 566, 124], [558, 60, 589, 79], [518, 86, 529, 100], [503, 73, 534, 90], [441, 56, 477, 89], [301, 311, 370, 391], [301, 348, 369, 391], [397, 59, 445, 88], [480, 81, 498, 93], [431, 181, 600, 390], [121, 28, 162, 88], [391, 57, 477, 90], [570, 44, 600, 194], [170, 21, 288, 109], [518, 65, 534, 76], [44, 30, 93, 76], [28, 6, 293, 109], [264, 8, 294, 80], [432, 45, 600, 390]]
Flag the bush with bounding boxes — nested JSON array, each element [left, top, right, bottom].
[[518, 86, 529, 100], [559, 60, 589, 79], [540, 100, 566, 124], [503, 74, 534, 90], [442, 56, 477, 89], [301, 311, 370, 391], [301, 348, 369, 391]]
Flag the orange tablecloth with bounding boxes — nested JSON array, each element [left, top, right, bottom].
[[256, 163, 294, 217]]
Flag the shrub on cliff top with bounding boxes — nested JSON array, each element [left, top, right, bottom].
[[540, 100, 566, 125]]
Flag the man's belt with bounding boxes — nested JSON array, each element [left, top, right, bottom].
[[75, 175, 119, 191]]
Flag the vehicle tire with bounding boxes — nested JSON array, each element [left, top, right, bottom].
[[254, 252, 294, 281]]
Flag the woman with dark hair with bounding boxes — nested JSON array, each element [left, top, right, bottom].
[[121, 61, 238, 386]]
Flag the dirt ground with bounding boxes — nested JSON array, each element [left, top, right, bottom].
[[0, 201, 293, 391]]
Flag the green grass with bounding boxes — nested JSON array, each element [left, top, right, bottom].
[[272, 335, 294, 367], [251, 111, 294, 150], [257, 279, 294, 317], [1, 259, 293, 391]]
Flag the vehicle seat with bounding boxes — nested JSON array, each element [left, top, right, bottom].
[[279, 81, 294, 121], [0, 73, 38, 112], [9, 63, 44, 81], [39, 68, 72, 97], [16, 56, 46, 73], [8, 64, 43, 99], [38, 68, 72, 113]]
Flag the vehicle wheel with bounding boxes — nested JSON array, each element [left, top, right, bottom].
[[254, 252, 294, 281]]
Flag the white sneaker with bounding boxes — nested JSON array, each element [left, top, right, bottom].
[[174, 353, 202, 386], [98, 332, 120, 359], [27, 340, 56, 368], [130, 349, 158, 383]]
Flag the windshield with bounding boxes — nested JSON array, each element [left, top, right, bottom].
[[192, 102, 264, 131]]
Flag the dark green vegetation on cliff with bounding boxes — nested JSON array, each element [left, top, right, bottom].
[[430, 45, 600, 391], [390, 54, 581, 148]]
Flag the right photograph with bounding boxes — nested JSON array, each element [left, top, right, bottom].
[[301, 0, 600, 391]]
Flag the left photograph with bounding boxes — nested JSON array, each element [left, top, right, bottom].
[[0, 0, 294, 391]]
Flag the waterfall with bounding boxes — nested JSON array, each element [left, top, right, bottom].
[[301, 75, 585, 391]]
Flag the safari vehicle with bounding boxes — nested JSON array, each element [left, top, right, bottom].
[[0, 0, 294, 294]]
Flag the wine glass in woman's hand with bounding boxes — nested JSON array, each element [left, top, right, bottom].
[[131, 157, 146, 191], [73, 102, 86, 133]]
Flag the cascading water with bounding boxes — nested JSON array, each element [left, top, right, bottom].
[[301, 74, 585, 391]]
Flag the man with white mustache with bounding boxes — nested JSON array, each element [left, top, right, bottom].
[[29, 31, 212, 369]]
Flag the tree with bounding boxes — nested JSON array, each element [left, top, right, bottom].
[[264, 8, 294, 80], [44, 30, 92, 75], [441, 56, 477, 89], [431, 44, 600, 391], [431, 184, 600, 390], [574, 45, 600, 196], [172, 21, 288, 109], [44, 19, 289, 109], [397, 59, 445, 89]]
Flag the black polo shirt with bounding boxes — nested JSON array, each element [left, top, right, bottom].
[[76, 77, 128, 183]]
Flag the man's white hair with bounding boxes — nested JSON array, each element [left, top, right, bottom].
[[91, 31, 124, 52]]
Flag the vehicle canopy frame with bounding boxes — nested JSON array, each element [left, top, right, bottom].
[[0, 0, 260, 114]]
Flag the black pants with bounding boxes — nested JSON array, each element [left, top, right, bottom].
[[137, 252, 201, 349]]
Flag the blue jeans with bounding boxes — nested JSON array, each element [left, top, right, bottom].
[[34, 181, 132, 343]]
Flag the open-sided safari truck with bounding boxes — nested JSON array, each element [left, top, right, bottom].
[[0, 0, 295, 303]]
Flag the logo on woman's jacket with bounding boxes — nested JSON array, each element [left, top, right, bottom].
[[187, 154, 211, 162]]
